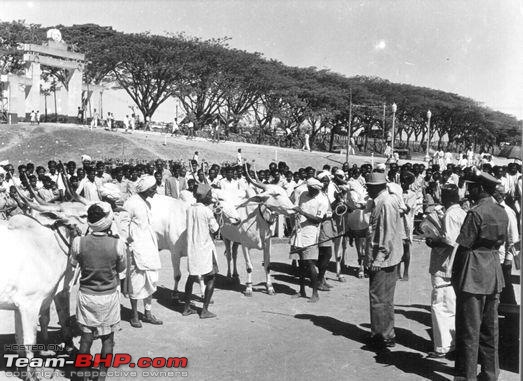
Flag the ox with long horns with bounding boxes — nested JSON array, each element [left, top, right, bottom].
[[1, 182, 87, 381], [220, 164, 296, 296]]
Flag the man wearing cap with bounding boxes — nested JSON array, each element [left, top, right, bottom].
[[70, 202, 126, 381], [123, 175, 163, 327], [183, 183, 220, 318], [452, 171, 508, 380], [290, 177, 329, 302], [364, 172, 404, 348]]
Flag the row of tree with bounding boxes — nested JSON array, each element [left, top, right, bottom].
[[0, 21, 520, 152]]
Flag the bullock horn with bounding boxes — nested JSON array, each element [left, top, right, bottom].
[[58, 161, 74, 200], [22, 172, 54, 205], [13, 184, 62, 213], [244, 163, 266, 190], [9, 186, 28, 211], [58, 161, 89, 205]]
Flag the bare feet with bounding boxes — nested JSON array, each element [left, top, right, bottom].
[[200, 309, 217, 319], [182, 305, 198, 316], [308, 294, 319, 303], [292, 291, 307, 299]]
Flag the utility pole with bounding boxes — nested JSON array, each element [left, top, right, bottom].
[[345, 89, 352, 163], [382, 103, 386, 140]]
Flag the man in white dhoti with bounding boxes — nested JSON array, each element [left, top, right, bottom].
[[123, 175, 163, 328], [183, 184, 220, 319], [425, 184, 466, 358], [70, 202, 126, 381]]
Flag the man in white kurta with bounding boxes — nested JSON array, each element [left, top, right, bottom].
[[123, 175, 163, 328], [183, 184, 220, 319]]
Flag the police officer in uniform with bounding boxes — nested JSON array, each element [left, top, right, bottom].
[[452, 171, 508, 381]]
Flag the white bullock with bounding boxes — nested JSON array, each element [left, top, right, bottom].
[[0, 198, 87, 381], [117, 192, 241, 297], [218, 175, 296, 296]]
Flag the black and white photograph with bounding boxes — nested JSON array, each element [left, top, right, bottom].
[[0, 1, 521, 380]]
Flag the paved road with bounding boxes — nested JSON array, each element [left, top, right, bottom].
[[0, 240, 519, 381]]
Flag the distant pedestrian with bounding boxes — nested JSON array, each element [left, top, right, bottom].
[[123, 115, 130, 133], [214, 122, 220, 142], [236, 149, 243, 165], [90, 109, 99, 131], [30, 110, 36, 125], [77, 106, 84, 124], [35, 111, 40, 125], [129, 113, 136, 133], [171, 117, 179, 136], [302, 131, 311, 152]]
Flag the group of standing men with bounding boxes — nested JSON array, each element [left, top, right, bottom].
[[0, 150, 521, 380]]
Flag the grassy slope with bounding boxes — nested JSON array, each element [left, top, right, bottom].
[[0, 123, 381, 168]]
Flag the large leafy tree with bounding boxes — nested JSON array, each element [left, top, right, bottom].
[[107, 32, 192, 120], [0, 20, 45, 75]]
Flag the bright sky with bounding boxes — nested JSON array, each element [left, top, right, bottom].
[[1, 0, 523, 120]]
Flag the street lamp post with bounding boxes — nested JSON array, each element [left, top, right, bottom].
[[391, 103, 397, 158], [425, 109, 432, 162]]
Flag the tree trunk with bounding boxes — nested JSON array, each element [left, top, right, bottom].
[[329, 130, 335, 152], [53, 89, 57, 120], [44, 94, 48, 122]]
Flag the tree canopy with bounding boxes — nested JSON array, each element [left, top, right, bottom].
[[1, 20, 520, 151]]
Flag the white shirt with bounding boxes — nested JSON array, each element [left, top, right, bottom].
[[123, 194, 160, 270], [218, 178, 240, 195], [458, 158, 468, 168], [282, 179, 297, 197], [466, 150, 474, 162], [186, 203, 219, 276], [76, 178, 100, 201], [291, 191, 328, 248], [499, 201, 519, 263]]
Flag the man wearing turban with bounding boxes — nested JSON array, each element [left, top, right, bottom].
[[290, 177, 329, 303], [70, 202, 126, 380], [122, 175, 163, 328]]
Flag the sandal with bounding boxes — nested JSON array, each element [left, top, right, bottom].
[[337, 275, 346, 282]]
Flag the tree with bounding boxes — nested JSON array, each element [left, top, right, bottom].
[[107, 32, 191, 120], [59, 24, 120, 85], [0, 21, 45, 75], [173, 37, 234, 129]]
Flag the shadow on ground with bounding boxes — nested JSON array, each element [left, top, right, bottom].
[[294, 313, 453, 380]]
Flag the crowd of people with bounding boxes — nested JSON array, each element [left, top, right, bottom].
[[0, 149, 521, 380]]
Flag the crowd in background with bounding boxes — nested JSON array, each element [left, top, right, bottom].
[[0, 149, 521, 379]]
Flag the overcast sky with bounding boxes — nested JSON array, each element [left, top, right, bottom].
[[1, 0, 522, 119]]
